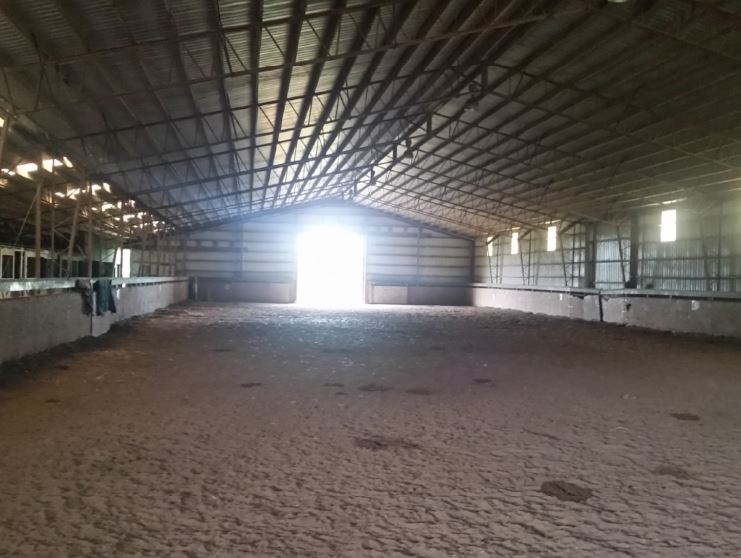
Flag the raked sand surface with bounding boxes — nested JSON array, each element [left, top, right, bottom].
[[1, 303, 740, 557]]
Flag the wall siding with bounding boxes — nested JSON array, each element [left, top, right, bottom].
[[134, 204, 473, 287], [475, 199, 741, 293]]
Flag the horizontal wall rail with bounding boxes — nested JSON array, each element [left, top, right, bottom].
[[0, 277, 188, 296]]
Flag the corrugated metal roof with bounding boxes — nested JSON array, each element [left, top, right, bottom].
[[0, 0, 740, 240]]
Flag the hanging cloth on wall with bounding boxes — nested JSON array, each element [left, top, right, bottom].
[[94, 279, 117, 315], [74, 279, 94, 315]]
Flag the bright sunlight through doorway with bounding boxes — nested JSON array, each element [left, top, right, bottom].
[[296, 226, 366, 307]]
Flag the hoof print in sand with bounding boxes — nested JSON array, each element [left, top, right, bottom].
[[654, 465, 692, 479], [540, 480, 593, 503], [355, 435, 419, 451], [358, 383, 392, 392], [670, 412, 700, 421], [406, 388, 433, 396], [322, 348, 353, 354], [239, 382, 262, 389]]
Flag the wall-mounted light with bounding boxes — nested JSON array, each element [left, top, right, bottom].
[[464, 83, 481, 112], [402, 138, 413, 160], [393, 138, 415, 162]]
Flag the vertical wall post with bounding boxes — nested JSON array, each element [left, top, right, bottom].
[[628, 212, 639, 288], [86, 179, 93, 278], [486, 237, 493, 283], [615, 223, 626, 287], [0, 113, 11, 168], [139, 234, 146, 277], [155, 233, 163, 277], [174, 235, 181, 276], [496, 236, 501, 283], [115, 207, 126, 277], [34, 167, 43, 278], [67, 195, 81, 277], [49, 192, 56, 277], [518, 235, 526, 285], [717, 202, 724, 292], [699, 214, 712, 291], [583, 223, 597, 289], [558, 233, 569, 287], [415, 226, 421, 286], [570, 226, 577, 286]]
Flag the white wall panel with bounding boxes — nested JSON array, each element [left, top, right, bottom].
[[153, 203, 473, 284]]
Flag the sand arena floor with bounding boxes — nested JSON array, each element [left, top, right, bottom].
[[1, 303, 740, 557]]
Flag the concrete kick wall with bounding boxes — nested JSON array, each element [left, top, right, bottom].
[[193, 278, 295, 303], [192, 278, 469, 306], [601, 295, 741, 338], [0, 279, 188, 364], [368, 284, 470, 306], [470, 286, 602, 321], [90, 280, 189, 337], [471, 284, 741, 338]]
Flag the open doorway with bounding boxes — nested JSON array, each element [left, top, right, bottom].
[[296, 226, 365, 307]]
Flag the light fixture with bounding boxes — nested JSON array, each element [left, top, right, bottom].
[[464, 83, 481, 112], [16, 162, 38, 178], [402, 138, 414, 160], [463, 98, 479, 112]]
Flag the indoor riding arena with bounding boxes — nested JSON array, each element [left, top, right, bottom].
[[1, 1, 740, 556]]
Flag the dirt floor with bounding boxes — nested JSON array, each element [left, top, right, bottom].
[[1, 303, 741, 557]]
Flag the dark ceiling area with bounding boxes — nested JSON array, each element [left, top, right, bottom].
[[0, 0, 740, 240]]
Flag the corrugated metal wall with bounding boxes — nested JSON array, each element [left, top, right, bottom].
[[474, 225, 586, 287], [475, 198, 741, 292], [134, 204, 473, 285], [636, 205, 740, 291]]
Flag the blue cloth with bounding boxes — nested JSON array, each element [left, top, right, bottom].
[[94, 279, 117, 315]]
